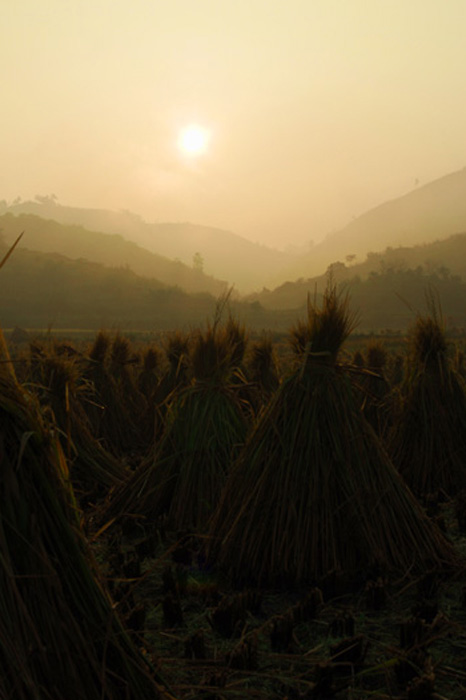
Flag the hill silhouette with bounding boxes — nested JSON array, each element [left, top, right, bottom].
[[3, 230, 466, 333], [277, 166, 466, 283], [0, 235, 292, 331], [4, 166, 466, 331], [246, 232, 466, 332], [2, 199, 294, 292], [0, 212, 227, 297]]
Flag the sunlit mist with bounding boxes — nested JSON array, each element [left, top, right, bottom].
[[1, 1, 466, 249]]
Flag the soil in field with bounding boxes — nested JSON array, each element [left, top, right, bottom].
[[94, 497, 466, 700]]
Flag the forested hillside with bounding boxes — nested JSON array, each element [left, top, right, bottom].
[[2, 200, 295, 292], [277, 166, 466, 282], [0, 212, 227, 296], [246, 232, 466, 332], [4, 225, 466, 333], [0, 237, 287, 331]]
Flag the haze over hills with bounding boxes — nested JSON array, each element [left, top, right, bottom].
[[4, 213, 466, 333], [5, 166, 466, 295], [3, 165, 466, 302], [244, 230, 466, 332], [276, 166, 466, 284], [0, 212, 228, 297], [0, 236, 292, 332], [248, 231, 466, 309], [4, 228, 466, 333], [2, 199, 295, 293]]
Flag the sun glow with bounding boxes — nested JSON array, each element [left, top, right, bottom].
[[178, 124, 210, 156]]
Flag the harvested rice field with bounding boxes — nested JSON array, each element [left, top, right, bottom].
[[3, 287, 466, 699], [93, 504, 466, 700]]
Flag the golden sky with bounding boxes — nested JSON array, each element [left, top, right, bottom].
[[2, 0, 466, 249]]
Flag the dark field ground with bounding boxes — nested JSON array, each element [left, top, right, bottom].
[[5, 323, 466, 699], [93, 497, 466, 700]]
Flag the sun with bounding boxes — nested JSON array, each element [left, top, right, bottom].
[[178, 124, 210, 156]]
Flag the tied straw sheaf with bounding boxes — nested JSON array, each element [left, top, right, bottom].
[[388, 287, 466, 498], [0, 232, 175, 699], [205, 281, 460, 587], [30, 339, 130, 507], [100, 292, 250, 534]]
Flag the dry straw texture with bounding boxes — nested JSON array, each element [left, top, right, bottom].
[[85, 330, 144, 456], [102, 320, 249, 533], [388, 293, 466, 497], [206, 284, 459, 586], [0, 332, 169, 700], [33, 345, 129, 504], [245, 335, 280, 413]]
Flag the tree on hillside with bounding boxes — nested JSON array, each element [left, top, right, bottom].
[[192, 251, 204, 272]]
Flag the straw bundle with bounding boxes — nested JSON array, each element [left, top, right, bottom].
[[206, 285, 459, 587], [89, 328, 111, 363], [224, 314, 248, 371], [136, 345, 163, 446], [103, 323, 249, 532], [0, 333, 167, 700], [138, 345, 162, 400], [354, 339, 392, 439], [85, 331, 143, 457], [109, 334, 143, 410], [148, 384, 247, 531], [35, 347, 129, 504], [245, 336, 280, 414], [152, 331, 190, 405], [387, 298, 466, 497], [217, 315, 254, 423]]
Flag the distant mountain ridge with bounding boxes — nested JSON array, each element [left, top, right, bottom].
[[276, 166, 466, 283], [248, 229, 466, 309], [5, 164, 466, 295], [2, 200, 295, 293], [0, 212, 227, 297], [3, 220, 466, 333], [245, 230, 466, 331], [0, 237, 292, 332]]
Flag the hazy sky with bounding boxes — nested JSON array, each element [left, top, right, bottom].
[[2, 1, 466, 249]]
